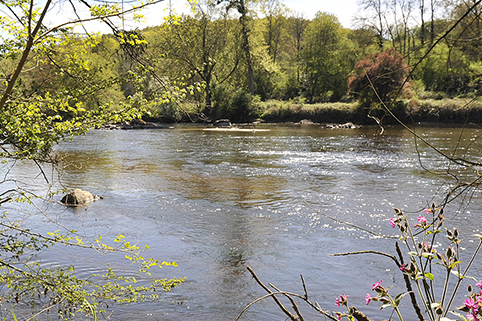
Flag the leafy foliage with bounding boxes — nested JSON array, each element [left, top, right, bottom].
[[301, 12, 354, 103], [348, 48, 412, 105], [0, 222, 184, 319]]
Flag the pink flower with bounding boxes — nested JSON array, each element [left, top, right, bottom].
[[467, 312, 480, 321], [476, 281, 482, 289], [335, 294, 348, 307], [365, 293, 372, 305], [465, 298, 478, 310], [464, 297, 480, 320], [372, 280, 383, 291], [417, 216, 427, 224], [399, 263, 406, 271], [414, 216, 428, 227], [424, 209, 431, 215], [389, 218, 396, 228]]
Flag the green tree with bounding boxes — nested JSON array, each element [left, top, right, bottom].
[[152, 0, 239, 115], [415, 42, 471, 94], [277, 13, 308, 99], [258, 0, 287, 64], [221, 0, 255, 95], [301, 12, 354, 102]]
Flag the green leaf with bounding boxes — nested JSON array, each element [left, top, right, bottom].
[[425, 272, 435, 281], [408, 251, 419, 256], [394, 292, 409, 307], [380, 302, 395, 310], [449, 310, 468, 321], [423, 252, 436, 258], [448, 261, 462, 269], [449, 270, 476, 280]]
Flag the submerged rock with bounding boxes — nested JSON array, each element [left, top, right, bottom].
[[61, 188, 102, 206], [212, 119, 232, 127]]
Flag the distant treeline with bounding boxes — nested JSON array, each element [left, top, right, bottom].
[[5, 0, 482, 123]]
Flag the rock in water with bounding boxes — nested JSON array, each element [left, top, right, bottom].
[[61, 188, 101, 206]]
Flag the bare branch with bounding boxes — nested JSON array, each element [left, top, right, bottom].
[[330, 249, 400, 266], [246, 266, 298, 320]]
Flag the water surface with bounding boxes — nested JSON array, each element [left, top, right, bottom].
[[3, 124, 482, 320]]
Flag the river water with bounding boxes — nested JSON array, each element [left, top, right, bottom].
[[3, 124, 482, 320]]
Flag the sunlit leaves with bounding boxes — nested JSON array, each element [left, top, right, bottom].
[[0, 226, 184, 318], [90, 4, 122, 17]]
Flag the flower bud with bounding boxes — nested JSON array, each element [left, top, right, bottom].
[[446, 246, 454, 258], [447, 229, 454, 240], [436, 252, 444, 262]]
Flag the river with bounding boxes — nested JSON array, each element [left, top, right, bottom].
[[3, 124, 482, 320]]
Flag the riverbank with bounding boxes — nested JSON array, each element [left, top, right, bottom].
[[141, 97, 482, 126], [256, 98, 482, 125]]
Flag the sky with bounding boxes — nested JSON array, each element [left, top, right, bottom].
[[48, 0, 361, 34], [282, 0, 359, 28], [138, 0, 361, 31]]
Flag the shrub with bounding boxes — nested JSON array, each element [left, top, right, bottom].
[[348, 48, 412, 104]]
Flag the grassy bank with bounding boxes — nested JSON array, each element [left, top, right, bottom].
[[258, 100, 357, 124], [256, 98, 482, 125], [143, 98, 482, 125]]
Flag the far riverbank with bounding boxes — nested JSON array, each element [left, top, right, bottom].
[[256, 98, 482, 125], [141, 98, 482, 126]]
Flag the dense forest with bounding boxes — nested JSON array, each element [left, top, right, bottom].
[[3, 0, 482, 124]]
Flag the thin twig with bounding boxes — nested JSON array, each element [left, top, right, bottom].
[[244, 266, 339, 321], [246, 266, 297, 320], [330, 250, 400, 265], [395, 242, 424, 321], [269, 283, 305, 321], [300, 274, 308, 300]]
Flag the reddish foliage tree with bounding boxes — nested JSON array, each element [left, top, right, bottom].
[[348, 48, 412, 105]]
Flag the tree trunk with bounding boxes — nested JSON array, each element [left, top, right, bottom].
[[0, 0, 52, 111], [240, 13, 255, 95], [420, 0, 425, 45]]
